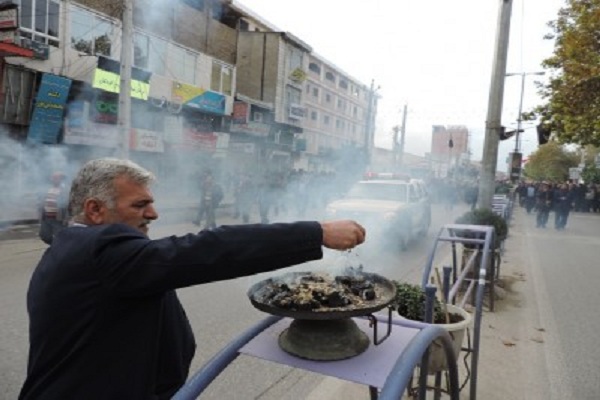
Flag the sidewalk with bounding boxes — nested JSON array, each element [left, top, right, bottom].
[[303, 206, 550, 399]]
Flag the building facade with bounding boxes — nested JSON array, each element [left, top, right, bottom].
[[0, 0, 377, 210], [430, 125, 470, 178]]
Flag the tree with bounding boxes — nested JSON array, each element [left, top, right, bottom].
[[527, 0, 600, 146], [523, 142, 579, 182], [581, 165, 600, 184]]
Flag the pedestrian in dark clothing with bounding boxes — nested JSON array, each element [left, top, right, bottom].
[[524, 183, 536, 214], [19, 158, 366, 400], [38, 172, 69, 245], [535, 183, 553, 228], [553, 183, 573, 230], [193, 172, 223, 229]]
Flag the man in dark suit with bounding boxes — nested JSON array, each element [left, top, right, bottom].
[[19, 158, 365, 400]]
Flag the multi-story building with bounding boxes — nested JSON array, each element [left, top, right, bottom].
[[0, 0, 377, 209], [302, 52, 375, 174], [430, 125, 469, 178]]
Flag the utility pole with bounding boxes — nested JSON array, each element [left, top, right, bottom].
[[477, 0, 513, 209], [398, 104, 407, 171], [364, 79, 380, 171], [117, 0, 133, 159]]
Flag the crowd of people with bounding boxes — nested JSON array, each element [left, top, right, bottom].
[[515, 181, 600, 230]]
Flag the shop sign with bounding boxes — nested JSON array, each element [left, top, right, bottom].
[[182, 126, 217, 151], [91, 98, 118, 124], [93, 68, 149, 100], [131, 128, 164, 152], [0, 7, 18, 30], [28, 73, 72, 144], [0, 30, 16, 44], [172, 81, 226, 115], [64, 122, 119, 148], [229, 120, 270, 137], [232, 101, 249, 123]]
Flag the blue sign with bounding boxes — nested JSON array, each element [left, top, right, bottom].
[[186, 91, 226, 115], [28, 74, 72, 144]]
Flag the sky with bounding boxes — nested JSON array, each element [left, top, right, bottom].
[[236, 0, 566, 172]]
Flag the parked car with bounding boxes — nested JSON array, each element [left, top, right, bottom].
[[325, 176, 431, 251]]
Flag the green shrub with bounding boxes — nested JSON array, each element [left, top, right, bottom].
[[392, 281, 445, 324], [455, 208, 508, 243]]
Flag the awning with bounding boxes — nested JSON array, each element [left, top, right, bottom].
[[0, 42, 34, 58]]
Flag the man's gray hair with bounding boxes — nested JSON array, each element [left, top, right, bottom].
[[69, 158, 156, 221]]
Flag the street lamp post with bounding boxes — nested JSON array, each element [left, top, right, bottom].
[[505, 71, 545, 152], [364, 79, 380, 170]]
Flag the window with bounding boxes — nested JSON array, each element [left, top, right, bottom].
[[324, 115, 330, 125], [339, 79, 348, 90], [171, 46, 197, 84], [325, 93, 331, 103], [312, 87, 319, 97], [305, 84, 310, 93], [20, 0, 60, 46], [0, 65, 35, 125], [239, 19, 249, 31], [286, 85, 301, 106], [211, 61, 233, 96], [311, 111, 317, 120], [309, 62, 321, 74], [325, 71, 335, 83], [71, 5, 113, 56], [133, 34, 148, 68], [288, 46, 303, 71], [134, 33, 167, 75]]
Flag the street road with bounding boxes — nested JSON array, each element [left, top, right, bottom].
[[0, 202, 469, 400], [518, 209, 600, 399], [4, 201, 600, 399]]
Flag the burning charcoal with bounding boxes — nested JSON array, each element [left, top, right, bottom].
[[362, 289, 376, 301], [312, 290, 327, 305], [278, 283, 290, 292], [335, 276, 352, 287], [327, 291, 350, 307]]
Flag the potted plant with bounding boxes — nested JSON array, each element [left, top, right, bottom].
[[392, 281, 472, 374], [454, 207, 508, 248], [454, 208, 508, 283]]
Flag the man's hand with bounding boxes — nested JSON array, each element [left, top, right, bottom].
[[320, 220, 366, 250]]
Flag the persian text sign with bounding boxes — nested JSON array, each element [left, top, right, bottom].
[[28, 74, 72, 144], [93, 68, 149, 100], [172, 81, 225, 115]]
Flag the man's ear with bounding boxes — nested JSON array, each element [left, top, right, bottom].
[[83, 198, 106, 225]]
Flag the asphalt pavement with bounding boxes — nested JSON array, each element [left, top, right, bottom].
[[2, 202, 598, 399]]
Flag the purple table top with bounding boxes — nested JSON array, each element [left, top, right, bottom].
[[239, 317, 421, 389]]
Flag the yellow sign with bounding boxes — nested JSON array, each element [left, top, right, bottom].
[[172, 81, 206, 103], [289, 68, 307, 83], [92, 69, 149, 100]]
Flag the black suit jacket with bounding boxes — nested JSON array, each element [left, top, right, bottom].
[[20, 222, 323, 399]]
